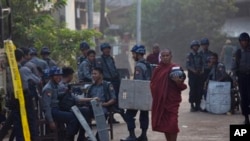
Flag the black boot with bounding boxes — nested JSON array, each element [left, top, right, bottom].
[[137, 129, 148, 141], [195, 102, 201, 111], [65, 135, 74, 141], [190, 103, 196, 112], [120, 130, 137, 141], [77, 128, 87, 141]]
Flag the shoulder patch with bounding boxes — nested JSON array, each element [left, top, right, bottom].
[[135, 70, 140, 75], [109, 84, 114, 91], [46, 92, 52, 97]]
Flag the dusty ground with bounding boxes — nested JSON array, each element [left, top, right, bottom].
[[3, 80, 243, 141], [110, 82, 243, 141]]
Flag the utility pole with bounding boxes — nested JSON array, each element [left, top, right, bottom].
[[100, 0, 106, 36], [87, 0, 94, 29], [136, 0, 141, 45]]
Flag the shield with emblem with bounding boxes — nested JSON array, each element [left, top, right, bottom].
[[119, 79, 152, 111]]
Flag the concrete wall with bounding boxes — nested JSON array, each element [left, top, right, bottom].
[[65, 0, 76, 30]]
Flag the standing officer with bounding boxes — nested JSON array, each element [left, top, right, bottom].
[[77, 41, 90, 67], [20, 47, 40, 77], [96, 43, 122, 123], [199, 38, 214, 90], [0, 48, 41, 140], [40, 46, 57, 67], [29, 47, 49, 71], [78, 49, 96, 83], [232, 32, 250, 124], [121, 45, 150, 141], [186, 40, 204, 112], [13, 49, 41, 141], [42, 66, 79, 141]]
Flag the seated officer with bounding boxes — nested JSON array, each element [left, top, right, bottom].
[[59, 66, 97, 141], [86, 67, 116, 115], [42, 66, 79, 141], [207, 53, 230, 82]]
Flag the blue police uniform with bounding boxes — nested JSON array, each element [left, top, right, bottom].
[[30, 56, 49, 71], [43, 57, 57, 68], [96, 55, 120, 81], [13, 64, 41, 141], [96, 55, 121, 108], [87, 81, 116, 114], [232, 47, 250, 117], [77, 56, 87, 67], [125, 58, 150, 140], [77, 41, 90, 67], [22, 60, 40, 77], [199, 49, 213, 80], [42, 80, 79, 139], [58, 80, 91, 141], [58, 81, 91, 116], [186, 51, 204, 111], [208, 62, 228, 81], [78, 59, 96, 83]]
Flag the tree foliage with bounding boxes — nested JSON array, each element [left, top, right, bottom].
[[1, 0, 101, 69], [125, 0, 238, 65]]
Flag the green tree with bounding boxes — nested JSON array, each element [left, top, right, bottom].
[[28, 15, 101, 69], [1, 0, 101, 70], [125, 0, 237, 65]]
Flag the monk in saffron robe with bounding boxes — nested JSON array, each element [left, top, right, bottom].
[[150, 49, 187, 141]]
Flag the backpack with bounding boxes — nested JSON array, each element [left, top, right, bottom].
[[87, 81, 112, 102], [140, 61, 152, 80]]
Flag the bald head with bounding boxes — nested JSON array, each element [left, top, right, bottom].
[[160, 48, 172, 55], [159, 48, 172, 64], [152, 43, 160, 54]]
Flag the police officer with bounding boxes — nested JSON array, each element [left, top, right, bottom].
[[121, 45, 150, 141], [186, 40, 204, 112], [207, 53, 229, 82], [13, 49, 41, 141], [20, 47, 41, 93], [232, 32, 250, 124], [96, 43, 122, 123], [42, 66, 79, 141], [0, 48, 41, 140], [29, 47, 49, 71], [78, 49, 96, 83], [199, 38, 214, 90], [77, 41, 90, 67], [40, 46, 57, 67], [59, 66, 93, 141], [20, 47, 40, 77], [87, 67, 117, 114]]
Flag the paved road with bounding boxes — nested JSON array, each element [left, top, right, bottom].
[[111, 84, 243, 141]]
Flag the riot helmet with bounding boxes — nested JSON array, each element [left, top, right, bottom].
[[131, 45, 146, 55]]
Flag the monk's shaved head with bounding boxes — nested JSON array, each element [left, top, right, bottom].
[[159, 48, 172, 64], [160, 48, 172, 55]]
